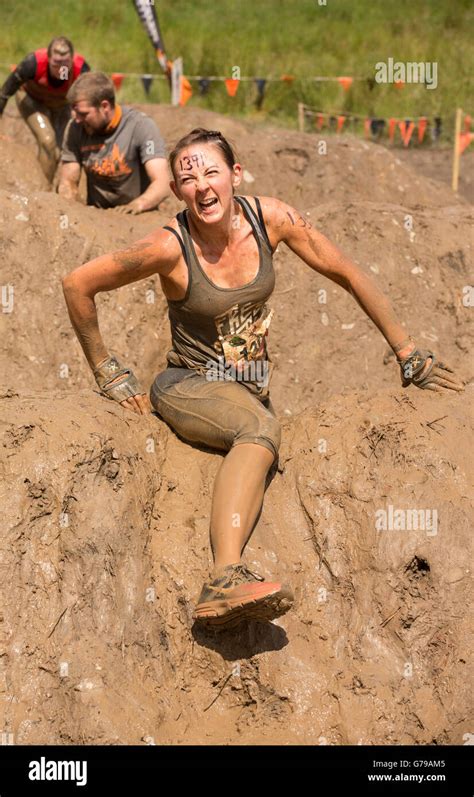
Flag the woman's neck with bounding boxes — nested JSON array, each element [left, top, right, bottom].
[[187, 197, 241, 252]]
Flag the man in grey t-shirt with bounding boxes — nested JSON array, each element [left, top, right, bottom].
[[58, 71, 169, 213]]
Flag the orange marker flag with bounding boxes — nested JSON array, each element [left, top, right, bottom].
[[338, 76, 353, 92], [398, 120, 415, 147], [336, 115, 346, 133], [179, 76, 193, 106], [417, 117, 427, 143], [394, 80, 405, 90], [280, 74, 295, 83], [315, 113, 325, 130], [364, 118, 371, 138], [225, 78, 240, 97], [464, 114, 472, 132], [459, 132, 474, 154], [111, 73, 124, 90], [388, 117, 397, 143]]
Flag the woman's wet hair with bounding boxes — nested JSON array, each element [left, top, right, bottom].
[[169, 128, 237, 178]]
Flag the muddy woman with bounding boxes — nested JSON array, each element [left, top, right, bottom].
[[62, 128, 464, 629]]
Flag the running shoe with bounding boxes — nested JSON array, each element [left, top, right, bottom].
[[193, 562, 294, 628]]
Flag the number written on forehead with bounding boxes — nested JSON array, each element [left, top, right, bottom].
[[179, 152, 206, 171]]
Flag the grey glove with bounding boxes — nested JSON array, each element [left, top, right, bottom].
[[93, 355, 144, 403], [398, 348, 461, 391]]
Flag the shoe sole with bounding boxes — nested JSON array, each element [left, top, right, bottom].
[[193, 585, 294, 629]]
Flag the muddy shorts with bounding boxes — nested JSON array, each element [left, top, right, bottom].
[[15, 88, 71, 150], [150, 367, 281, 460]]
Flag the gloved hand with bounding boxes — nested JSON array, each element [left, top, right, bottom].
[[93, 355, 151, 414], [398, 346, 464, 392]]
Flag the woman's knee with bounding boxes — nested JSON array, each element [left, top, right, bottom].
[[233, 410, 281, 459]]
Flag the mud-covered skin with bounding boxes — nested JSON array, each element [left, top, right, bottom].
[[112, 241, 155, 273], [14, 89, 71, 182]]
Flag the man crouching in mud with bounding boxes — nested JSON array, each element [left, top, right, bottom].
[[62, 127, 465, 630]]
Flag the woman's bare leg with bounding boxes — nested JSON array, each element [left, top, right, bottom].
[[210, 442, 275, 569]]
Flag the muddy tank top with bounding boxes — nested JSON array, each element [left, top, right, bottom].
[[162, 195, 276, 401]]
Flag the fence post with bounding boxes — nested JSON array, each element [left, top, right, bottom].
[[298, 102, 305, 133]]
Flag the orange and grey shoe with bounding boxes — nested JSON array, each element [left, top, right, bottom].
[[193, 563, 294, 628]]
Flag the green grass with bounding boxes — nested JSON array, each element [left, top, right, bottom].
[[2, 0, 472, 134]]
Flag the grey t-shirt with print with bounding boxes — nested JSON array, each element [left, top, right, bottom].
[[61, 105, 166, 208]]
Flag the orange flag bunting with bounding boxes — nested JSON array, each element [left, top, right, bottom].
[[179, 76, 193, 106], [315, 113, 325, 130], [464, 114, 472, 132], [417, 117, 427, 143], [364, 118, 371, 138], [338, 76, 353, 92], [111, 73, 124, 90], [225, 79, 240, 97], [394, 80, 405, 90], [337, 115, 346, 133], [459, 132, 474, 154], [388, 117, 397, 143], [280, 74, 295, 83], [398, 120, 415, 147]]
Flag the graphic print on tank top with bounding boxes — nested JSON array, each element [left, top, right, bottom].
[[212, 300, 274, 385]]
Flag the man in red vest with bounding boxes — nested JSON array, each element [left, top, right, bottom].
[[0, 36, 91, 182]]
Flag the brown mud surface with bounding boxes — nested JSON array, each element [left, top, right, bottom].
[[0, 104, 472, 745]]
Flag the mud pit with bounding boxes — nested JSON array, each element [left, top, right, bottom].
[[0, 105, 473, 745]]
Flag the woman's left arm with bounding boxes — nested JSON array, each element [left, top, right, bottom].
[[263, 197, 464, 393]]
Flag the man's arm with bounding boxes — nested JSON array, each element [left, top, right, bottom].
[[264, 197, 464, 392], [0, 53, 37, 115], [57, 118, 82, 198], [116, 157, 170, 214], [57, 161, 81, 200]]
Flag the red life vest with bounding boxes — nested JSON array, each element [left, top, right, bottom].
[[23, 47, 85, 109]]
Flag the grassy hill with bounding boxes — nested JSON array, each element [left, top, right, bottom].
[[2, 0, 473, 132]]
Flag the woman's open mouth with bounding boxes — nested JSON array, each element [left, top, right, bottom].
[[198, 197, 219, 214]]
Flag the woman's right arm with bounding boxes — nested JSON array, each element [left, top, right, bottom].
[[61, 227, 181, 412]]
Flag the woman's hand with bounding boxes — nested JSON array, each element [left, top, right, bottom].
[[398, 347, 464, 393], [93, 355, 153, 410]]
